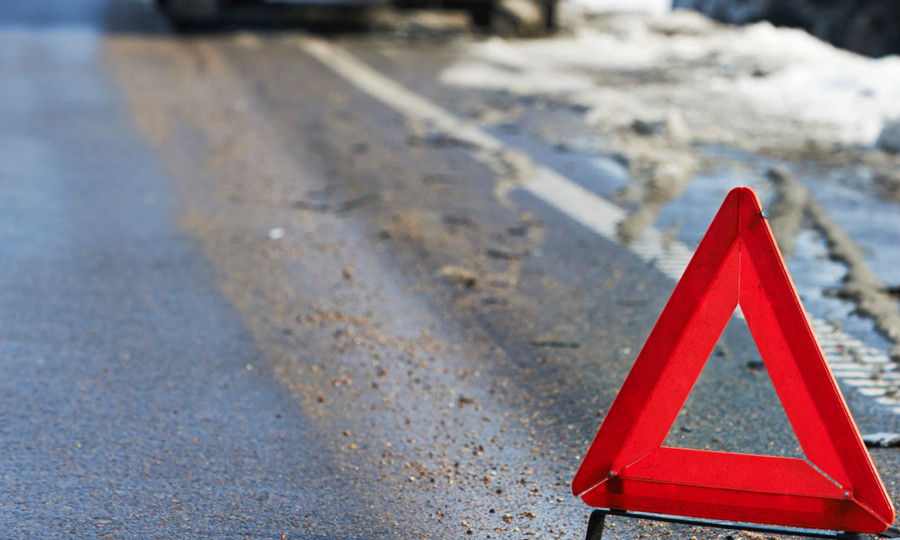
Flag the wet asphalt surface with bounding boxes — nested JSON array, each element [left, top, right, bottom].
[[3, 0, 900, 538]]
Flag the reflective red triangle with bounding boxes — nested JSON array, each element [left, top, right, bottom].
[[572, 187, 894, 533]]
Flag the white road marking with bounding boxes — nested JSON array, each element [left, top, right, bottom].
[[292, 35, 900, 415]]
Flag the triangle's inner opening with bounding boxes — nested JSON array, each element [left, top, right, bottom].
[[664, 307, 804, 459]]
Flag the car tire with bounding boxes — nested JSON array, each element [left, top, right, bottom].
[[160, 0, 224, 30], [470, 0, 556, 36]]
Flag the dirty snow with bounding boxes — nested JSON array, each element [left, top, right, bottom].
[[568, 0, 670, 16], [735, 54, 900, 145], [441, 8, 900, 148]]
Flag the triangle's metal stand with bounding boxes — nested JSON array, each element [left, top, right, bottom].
[[585, 509, 900, 540]]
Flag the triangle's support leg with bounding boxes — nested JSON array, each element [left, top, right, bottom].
[[580, 510, 900, 539], [585, 510, 607, 540]]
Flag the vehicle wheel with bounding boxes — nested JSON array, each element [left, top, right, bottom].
[[470, 0, 556, 36], [160, 0, 224, 30], [468, 1, 494, 28]]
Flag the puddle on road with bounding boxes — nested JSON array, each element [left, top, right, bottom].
[[790, 227, 893, 353], [801, 174, 900, 287], [656, 154, 897, 356], [653, 165, 774, 247]]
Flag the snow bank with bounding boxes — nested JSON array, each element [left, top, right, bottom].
[[441, 9, 900, 147], [736, 55, 900, 145]]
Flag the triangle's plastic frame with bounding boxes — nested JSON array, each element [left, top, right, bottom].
[[572, 187, 894, 533]]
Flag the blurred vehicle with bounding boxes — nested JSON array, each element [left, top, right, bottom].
[[157, 0, 222, 26], [156, 0, 556, 35]]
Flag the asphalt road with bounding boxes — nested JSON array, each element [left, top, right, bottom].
[[2, 0, 900, 538]]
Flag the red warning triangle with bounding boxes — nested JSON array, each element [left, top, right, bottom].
[[572, 187, 894, 533]]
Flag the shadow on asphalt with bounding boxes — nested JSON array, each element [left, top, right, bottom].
[[102, 0, 437, 37]]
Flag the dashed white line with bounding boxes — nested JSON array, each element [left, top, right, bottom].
[[292, 35, 900, 415]]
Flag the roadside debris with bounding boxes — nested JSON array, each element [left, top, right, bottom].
[[528, 340, 580, 349], [437, 265, 479, 288], [293, 194, 381, 214], [878, 118, 900, 154], [745, 360, 765, 371], [862, 433, 900, 448], [485, 248, 528, 260]]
